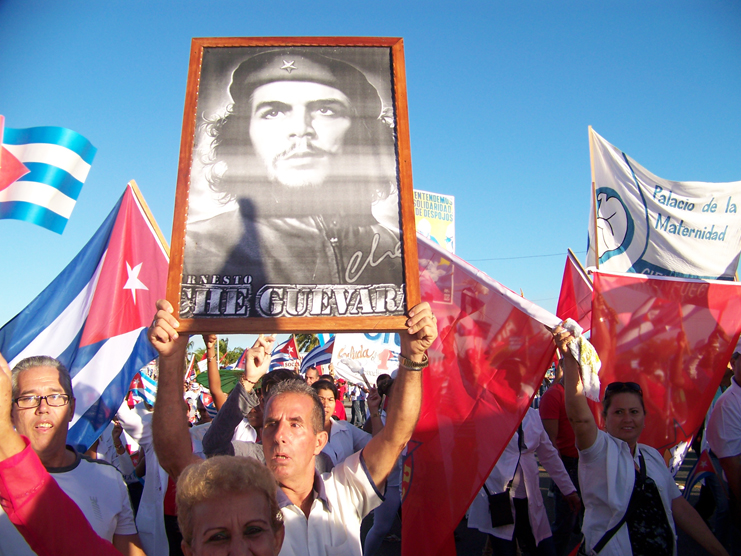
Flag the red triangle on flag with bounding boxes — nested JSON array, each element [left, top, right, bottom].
[[0, 146, 30, 192], [276, 336, 299, 358], [80, 182, 169, 347]]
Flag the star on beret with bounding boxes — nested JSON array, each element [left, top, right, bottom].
[[280, 60, 297, 73]]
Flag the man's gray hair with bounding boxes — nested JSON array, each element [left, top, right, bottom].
[[264, 378, 325, 434], [11, 356, 74, 400]]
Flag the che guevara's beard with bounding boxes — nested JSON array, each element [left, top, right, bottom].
[[265, 140, 336, 189]]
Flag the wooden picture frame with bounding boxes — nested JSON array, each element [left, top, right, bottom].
[[167, 37, 419, 333]]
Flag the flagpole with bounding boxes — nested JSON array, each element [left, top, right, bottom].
[[128, 180, 171, 257], [568, 247, 593, 287], [588, 126, 599, 269]]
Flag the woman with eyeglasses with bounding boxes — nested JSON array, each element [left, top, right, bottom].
[[554, 327, 729, 556]]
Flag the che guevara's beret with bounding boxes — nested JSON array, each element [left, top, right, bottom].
[[229, 49, 383, 119]]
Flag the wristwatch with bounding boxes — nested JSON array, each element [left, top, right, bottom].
[[398, 354, 429, 370]]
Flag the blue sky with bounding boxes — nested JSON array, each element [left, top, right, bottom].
[[1, 1, 739, 350]]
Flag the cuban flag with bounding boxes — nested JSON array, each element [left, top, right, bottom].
[[0, 122, 96, 233], [227, 347, 248, 370], [0, 181, 169, 451], [127, 373, 145, 407], [200, 392, 219, 419], [683, 449, 717, 500], [185, 354, 197, 381], [300, 337, 335, 374], [139, 368, 158, 406], [273, 335, 298, 359], [270, 352, 297, 372]]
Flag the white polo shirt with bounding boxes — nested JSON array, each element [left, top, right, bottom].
[[707, 377, 741, 460], [277, 450, 383, 556]]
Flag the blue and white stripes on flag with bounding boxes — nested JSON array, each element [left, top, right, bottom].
[[139, 370, 158, 406], [201, 393, 219, 419], [300, 337, 335, 374], [682, 449, 717, 499], [270, 352, 295, 372], [0, 183, 168, 451], [1, 126, 96, 233]]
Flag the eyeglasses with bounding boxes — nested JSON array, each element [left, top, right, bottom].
[[604, 382, 643, 396], [14, 394, 71, 409]]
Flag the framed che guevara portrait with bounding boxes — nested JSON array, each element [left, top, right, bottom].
[[166, 37, 420, 333]]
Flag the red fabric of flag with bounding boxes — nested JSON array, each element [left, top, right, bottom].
[[275, 336, 299, 359], [401, 237, 561, 556], [80, 184, 169, 346], [556, 251, 593, 332], [590, 271, 741, 457]]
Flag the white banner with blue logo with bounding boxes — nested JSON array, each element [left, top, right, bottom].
[[331, 333, 400, 387], [587, 128, 741, 279]]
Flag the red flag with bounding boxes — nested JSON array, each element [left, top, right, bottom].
[[556, 249, 593, 332], [80, 182, 169, 346], [401, 236, 561, 556], [590, 270, 741, 458]]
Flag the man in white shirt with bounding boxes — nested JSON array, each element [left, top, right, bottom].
[[3, 356, 145, 556], [149, 299, 436, 556], [707, 350, 741, 555]]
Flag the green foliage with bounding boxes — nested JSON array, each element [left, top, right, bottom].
[[224, 347, 244, 366], [295, 334, 319, 354]]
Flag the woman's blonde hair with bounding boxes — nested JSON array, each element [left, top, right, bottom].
[[177, 456, 283, 544]]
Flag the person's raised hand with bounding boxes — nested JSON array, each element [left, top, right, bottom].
[[0, 352, 12, 429], [367, 387, 381, 413], [148, 299, 189, 361], [552, 325, 575, 357], [202, 334, 217, 351], [399, 302, 438, 360], [0, 352, 25, 460], [242, 334, 276, 387]]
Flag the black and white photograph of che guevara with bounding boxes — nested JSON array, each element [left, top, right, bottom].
[[179, 44, 407, 320]]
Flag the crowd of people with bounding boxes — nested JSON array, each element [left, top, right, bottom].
[[0, 307, 739, 556], [0, 299, 435, 556]]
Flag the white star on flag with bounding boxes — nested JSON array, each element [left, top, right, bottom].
[[288, 346, 295, 356], [124, 261, 148, 304]]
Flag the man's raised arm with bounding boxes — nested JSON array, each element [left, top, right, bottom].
[[149, 299, 202, 480], [202, 334, 275, 457], [362, 302, 437, 489]]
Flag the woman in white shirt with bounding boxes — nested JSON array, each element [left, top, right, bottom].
[[554, 326, 728, 556]]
